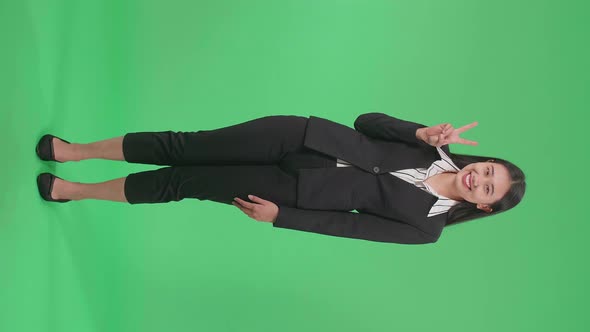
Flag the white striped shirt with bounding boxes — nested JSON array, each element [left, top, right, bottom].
[[336, 146, 461, 217]]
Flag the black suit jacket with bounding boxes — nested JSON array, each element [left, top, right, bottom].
[[272, 113, 454, 244]]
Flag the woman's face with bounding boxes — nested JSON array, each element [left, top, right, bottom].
[[455, 161, 512, 212]]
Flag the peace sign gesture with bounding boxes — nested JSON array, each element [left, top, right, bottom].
[[417, 122, 479, 147]]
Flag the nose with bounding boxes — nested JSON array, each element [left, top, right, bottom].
[[474, 172, 491, 188]]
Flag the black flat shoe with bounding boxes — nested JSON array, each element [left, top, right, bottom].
[[36, 134, 71, 162], [37, 173, 71, 203]]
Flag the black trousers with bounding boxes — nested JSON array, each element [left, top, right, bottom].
[[122, 115, 337, 206]]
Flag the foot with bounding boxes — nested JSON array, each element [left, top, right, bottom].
[[52, 137, 76, 162], [51, 177, 76, 200]]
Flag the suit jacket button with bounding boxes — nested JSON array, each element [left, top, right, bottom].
[[373, 166, 380, 173]]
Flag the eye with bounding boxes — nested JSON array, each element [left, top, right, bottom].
[[486, 185, 490, 194], [486, 168, 490, 176]]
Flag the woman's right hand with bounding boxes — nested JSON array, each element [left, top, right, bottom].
[[416, 122, 479, 147]]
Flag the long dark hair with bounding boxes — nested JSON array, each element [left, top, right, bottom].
[[444, 152, 526, 227]]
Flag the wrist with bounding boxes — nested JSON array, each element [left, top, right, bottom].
[[415, 128, 426, 142]]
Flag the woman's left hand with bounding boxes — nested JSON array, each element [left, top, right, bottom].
[[233, 195, 279, 223]]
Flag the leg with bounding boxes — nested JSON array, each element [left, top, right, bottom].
[[123, 164, 298, 206], [122, 115, 309, 166], [53, 136, 125, 162], [50, 149, 331, 204], [51, 176, 128, 202], [54, 116, 307, 164]]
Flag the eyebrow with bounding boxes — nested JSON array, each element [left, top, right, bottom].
[[491, 165, 495, 196]]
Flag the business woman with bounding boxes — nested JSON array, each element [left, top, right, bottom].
[[36, 113, 526, 244]]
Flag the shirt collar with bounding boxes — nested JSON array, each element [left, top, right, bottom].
[[435, 146, 461, 172], [421, 147, 462, 211]]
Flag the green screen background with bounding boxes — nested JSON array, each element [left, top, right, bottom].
[[2, 0, 588, 331]]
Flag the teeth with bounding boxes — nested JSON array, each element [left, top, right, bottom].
[[466, 173, 471, 189]]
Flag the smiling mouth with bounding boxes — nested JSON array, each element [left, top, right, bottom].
[[463, 172, 472, 190]]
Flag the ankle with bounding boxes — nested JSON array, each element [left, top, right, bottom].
[[69, 144, 87, 162], [65, 181, 84, 200]]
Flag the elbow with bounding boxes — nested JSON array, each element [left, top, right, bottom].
[[425, 236, 440, 244], [424, 230, 443, 244], [354, 112, 382, 130], [353, 115, 365, 131]]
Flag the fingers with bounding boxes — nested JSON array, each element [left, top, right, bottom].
[[248, 194, 266, 204], [457, 138, 479, 146], [425, 126, 441, 136], [426, 123, 450, 136], [453, 122, 479, 145], [437, 133, 445, 146], [234, 195, 270, 218], [234, 197, 256, 209], [436, 133, 450, 147], [455, 121, 478, 134], [442, 124, 452, 135], [233, 197, 256, 218], [232, 200, 252, 215], [423, 122, 479, 147], [233, 196, 273, 222]]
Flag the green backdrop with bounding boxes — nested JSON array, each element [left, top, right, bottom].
[[2, 0, 588, 331]]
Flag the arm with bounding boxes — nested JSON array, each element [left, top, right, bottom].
[[272, 206, 440, 244], [354, 112, 428, 146], [354, 113, 478, 149]]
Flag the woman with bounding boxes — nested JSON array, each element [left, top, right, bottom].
[[35, 113, 526, 244]]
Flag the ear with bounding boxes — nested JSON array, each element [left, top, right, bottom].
[[476, 203, 493, 213]]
